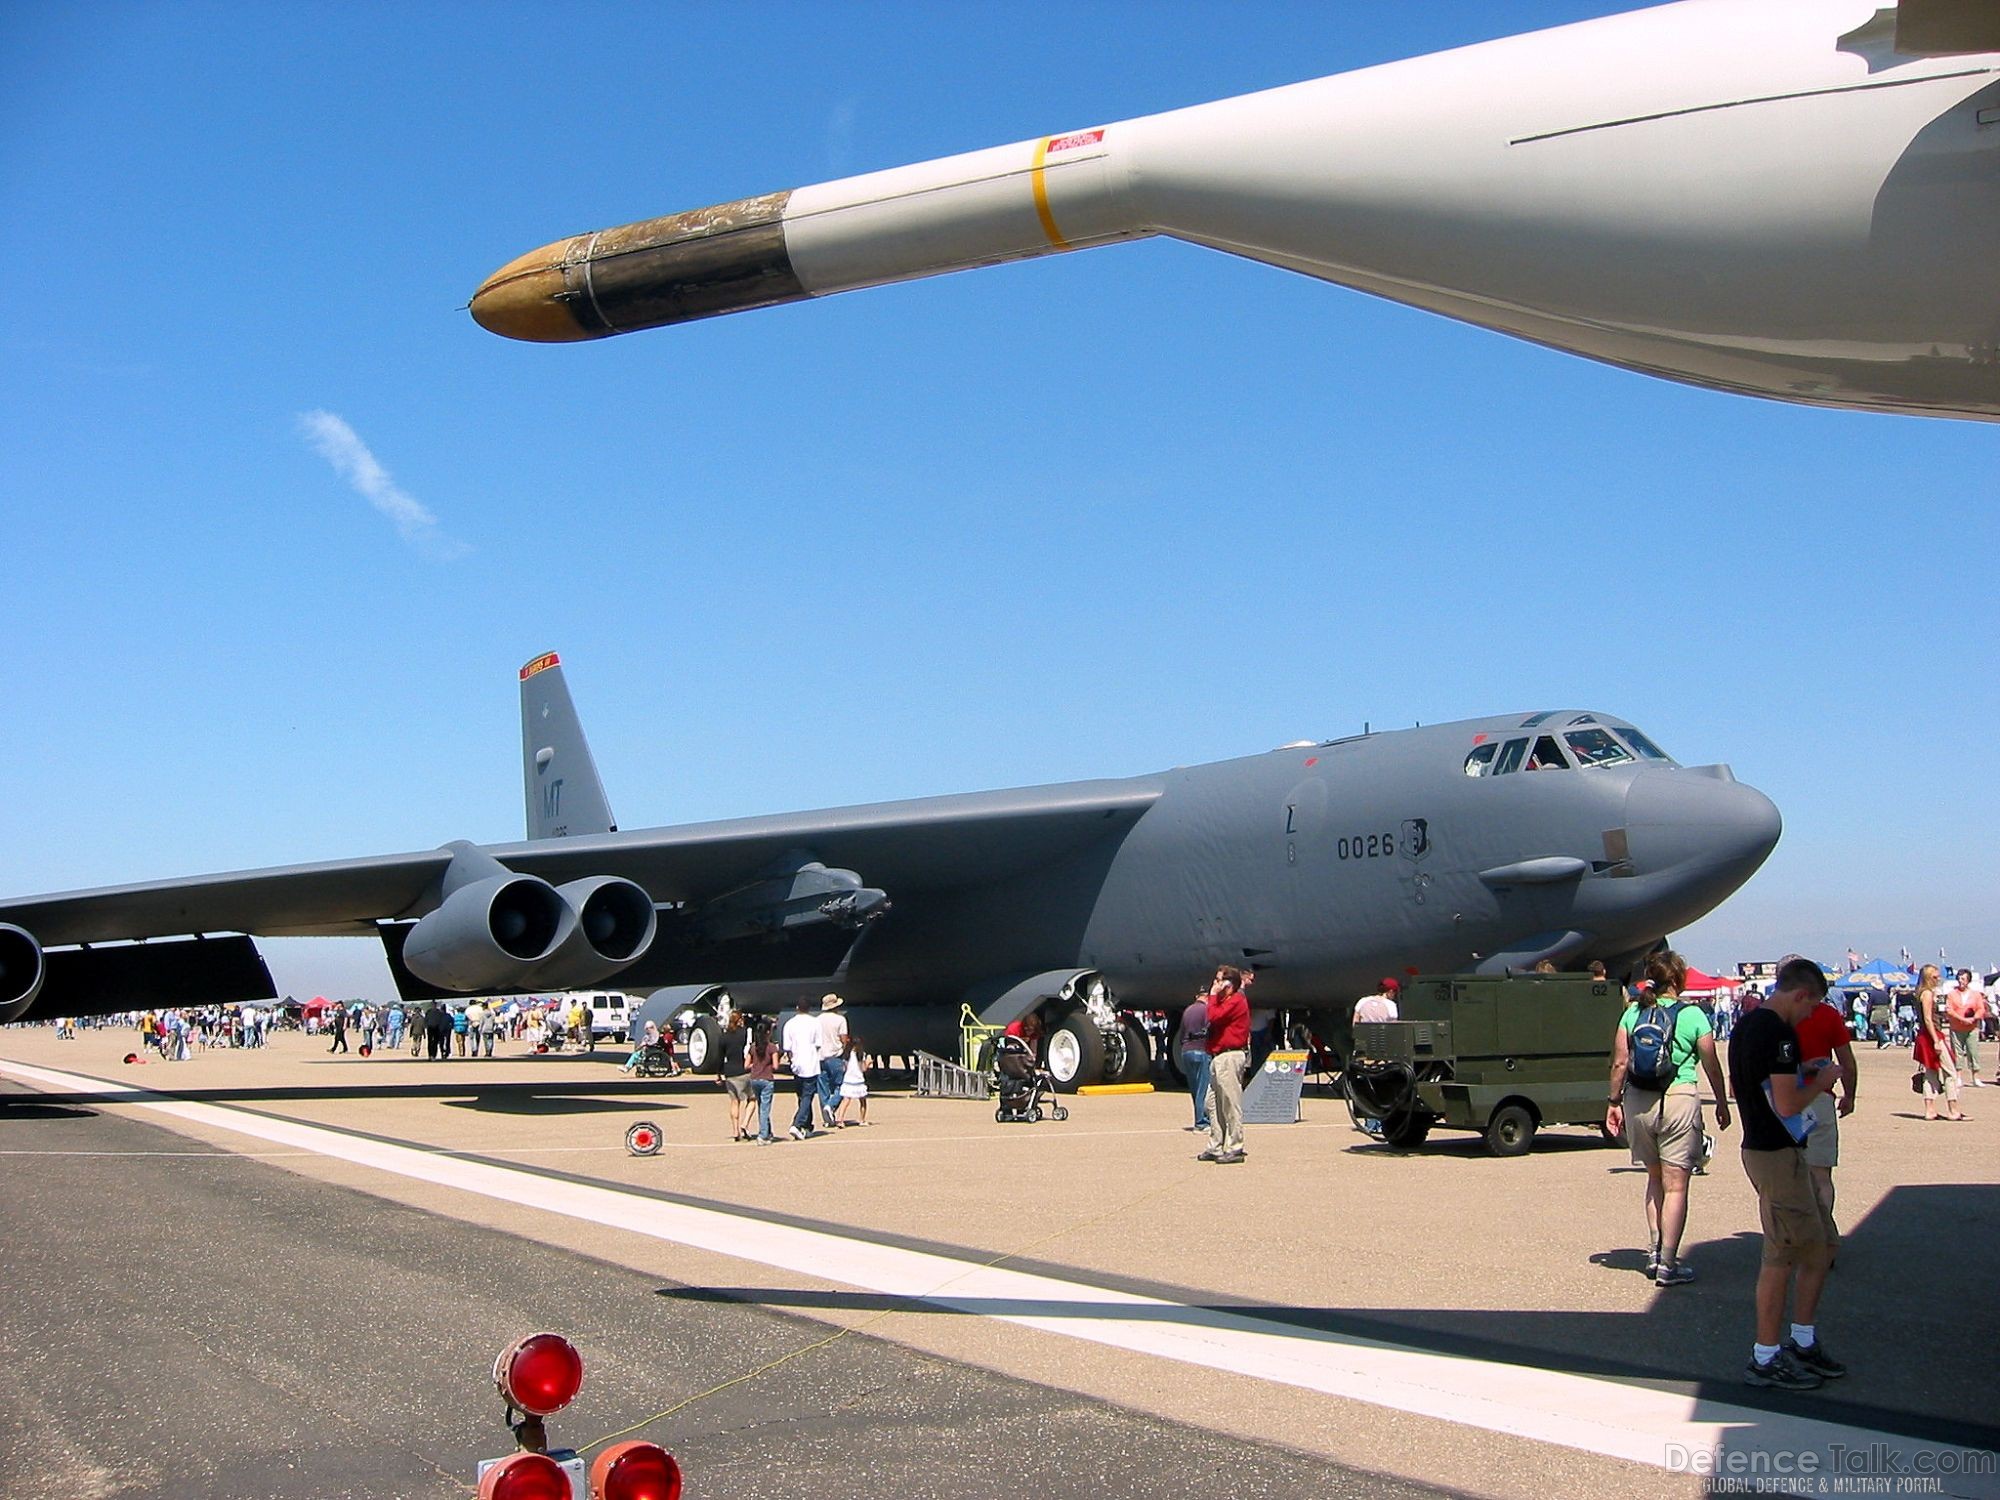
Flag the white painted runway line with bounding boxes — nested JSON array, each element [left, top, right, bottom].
[[7, 1058, 1994, 1495]]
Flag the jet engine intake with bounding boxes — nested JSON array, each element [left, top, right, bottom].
[[525, 876, 659, 988], [401, 874, 568, 992], [0, 924, 45, 1024]]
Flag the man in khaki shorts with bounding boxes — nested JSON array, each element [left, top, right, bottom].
[[1606, 953, 1730, 1287], [1729, 956, 1846, 1390]]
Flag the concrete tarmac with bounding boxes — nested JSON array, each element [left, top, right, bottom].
[[0, 1077, 1446, 1500], [2, 1025, 1995, 1499]]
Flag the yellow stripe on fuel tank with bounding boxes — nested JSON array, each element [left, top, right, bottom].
[[1030, 138, 1074, 251]]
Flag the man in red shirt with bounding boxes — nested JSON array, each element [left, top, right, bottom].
[[1793, 994, 1857, 1221], [1199, 966, 1252, 1163]]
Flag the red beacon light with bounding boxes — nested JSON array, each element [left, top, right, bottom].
[[495, 1332, 585, 1418], [591, 1441, 683, 1500], [478, 1450, 571, 1500]]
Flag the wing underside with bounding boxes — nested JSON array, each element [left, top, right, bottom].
[[0, 778, 1163, 1015]]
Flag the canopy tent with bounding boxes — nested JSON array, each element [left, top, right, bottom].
[[1837, 957, 1917, 989], [1681, 967, 1738, 995], [297, 995, 337, 1016]]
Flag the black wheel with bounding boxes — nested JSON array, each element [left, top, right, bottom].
[[1114, 1020, 1152, 1084], [1044, 1011, 1105, 1093], [995, 1106, 1007, 1124], [683, 1015, 723, 1074], [1382, 1110, 1431, 1148], [1030, 1105, 1043, 1123], [1052, 1105, 1069, 1121], [1487, 1103, 1537, 1157]]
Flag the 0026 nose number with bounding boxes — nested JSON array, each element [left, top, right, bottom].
[[1337, 832, 1397, 860]]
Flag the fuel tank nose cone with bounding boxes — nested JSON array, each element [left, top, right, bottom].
[[469, 238, 595, 343]]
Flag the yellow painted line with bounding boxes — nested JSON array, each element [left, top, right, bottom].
[[1077, 1082, 1154, 1095], [1030, 137, 1073, 251]]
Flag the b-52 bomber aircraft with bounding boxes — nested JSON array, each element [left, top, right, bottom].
[[0, 656, 1779, 1090]]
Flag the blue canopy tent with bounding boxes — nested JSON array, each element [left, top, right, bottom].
[[1837, 957, 1917, 989]]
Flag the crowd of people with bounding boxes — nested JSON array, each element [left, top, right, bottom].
[[50, 994, 633, 1064]]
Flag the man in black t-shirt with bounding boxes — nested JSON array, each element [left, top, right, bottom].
[[1729, 957, 1845, 1391]]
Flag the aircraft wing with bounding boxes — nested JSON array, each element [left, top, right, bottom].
[[1, 850, 453, 946], [0, 777, 1164, 1013]]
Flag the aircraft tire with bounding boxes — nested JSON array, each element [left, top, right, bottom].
[[683, 1015, 723, 1075], [1114, 1021, 1152, 1084], [1486, 1102, 1537, 1157], [1045, 1011, 1104, 1093]]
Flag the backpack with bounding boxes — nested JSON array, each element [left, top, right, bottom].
[[1626, 1002, 1688, 1092]]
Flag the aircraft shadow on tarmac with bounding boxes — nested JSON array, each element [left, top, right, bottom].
[[654, 1181, 2000, 1454], [12, 1079, 687, 1116], [0, 1097, 99, 1119]]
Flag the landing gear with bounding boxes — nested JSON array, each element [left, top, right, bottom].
[[1111, 1020, 1152, 1084], [1044, 1012, 1104, 1094], [682, 1015, 722, 1074]]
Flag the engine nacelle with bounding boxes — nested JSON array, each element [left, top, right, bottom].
[[0, 924, 45, 1023], [526, 877, 658, 988], [402, 874, 569, 993]]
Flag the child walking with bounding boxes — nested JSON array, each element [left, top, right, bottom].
[[836, 1035, 870, 1127]]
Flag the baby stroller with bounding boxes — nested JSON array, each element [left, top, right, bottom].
[[993, 1034, 1069, 1123]]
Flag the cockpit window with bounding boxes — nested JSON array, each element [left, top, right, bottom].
[[1565, 728, 1634, 768], [1493, 737, 1529, 775], [1464, 743, 1497, 777], [1567, 714, 1599, 726], [1620, 728, 1672, 762], [1526, 735, 1569, 771]]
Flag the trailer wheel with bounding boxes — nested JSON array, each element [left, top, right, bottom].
[[1486, 1103, 1537, 1157], [1045, 1012, 1104, 1093], [1382, 1110, 1431, 1149]]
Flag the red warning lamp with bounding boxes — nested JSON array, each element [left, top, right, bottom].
[[478, 1450, 571, 1500], [590, 1441, 683, 1500], [494, 1332, 585, 1418]]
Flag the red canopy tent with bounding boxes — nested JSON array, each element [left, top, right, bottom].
[[1681, 967, 1738, 995], [298, 995, 336, 1016]]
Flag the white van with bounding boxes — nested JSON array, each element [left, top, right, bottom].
[[553, 991, 633, 1044]]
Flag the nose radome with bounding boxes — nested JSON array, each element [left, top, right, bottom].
[[1624, 766, 1781, 879]]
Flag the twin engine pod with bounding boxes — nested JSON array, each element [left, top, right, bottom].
[[0, 924, 46, 1023], [401, 844, 656, 993]]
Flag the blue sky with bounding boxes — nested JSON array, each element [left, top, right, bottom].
[[4, 2, 1993, 997]]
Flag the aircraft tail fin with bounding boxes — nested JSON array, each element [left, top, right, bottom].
[[519, 652, 617, 839]]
